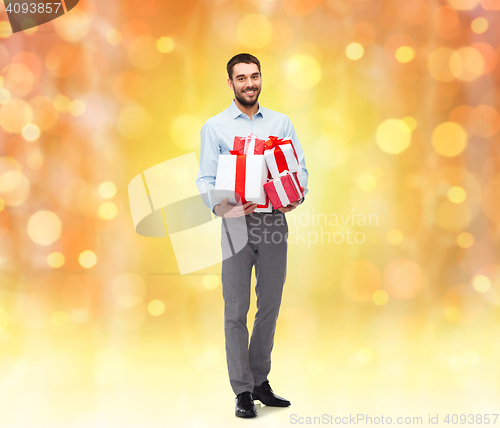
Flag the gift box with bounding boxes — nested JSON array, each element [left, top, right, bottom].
[[263, 171, 304, 210], [233, 133, 266, 155], [213, 153, 268, 206], [264, 136, 301, 183]]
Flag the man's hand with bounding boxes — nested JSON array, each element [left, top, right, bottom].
[[278, 186, 305, 213], [214, 198, 258, 218]]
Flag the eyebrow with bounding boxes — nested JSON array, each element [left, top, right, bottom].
[[235, 73, 260, 79]]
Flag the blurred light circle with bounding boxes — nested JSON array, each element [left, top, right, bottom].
[[29, 96, 59, 130], [53, 95, 70, 111], [156, 36, 175, 53], [98, 201, 118, 220], [283, 0, 318, 15], [285, 55, 322, 89], [68, 100, 86, 116], [395, 46, 415, 63], [0, 88, 11, 105], [402, 116, 417, 131], [170, 115, 203, 150], [99, 181, 117, 199], [79, 250, 97, 269], [372, 290, 389, 306], [0, 99, 33, 133], [358, 173, 377, 191], [444, 284, 483, 324], [428, 48, 455, 82], [121, 20, 151, 48], [148, 300, 165, 316], [3, 63, 34, 97], [436, 200, 472, 232], [472, 274, 490, 292], [27, 210, 62, 246], [341, 260, 381, 301], [54, 9, 90, 42], [471, 17, 488, 33], [431, 122, 467, 156], [386, 229, 403, 245], [47, 252, 65, 268], [203, 274, 220, 290], [450, 47, 484, 81], [45, 45, 81, 78], [447, 0, 480, 9], [400, 0, 429, 25], [112, 71, 144, 103], [112, 272, 145, 307], [471, 43, 497, 74], [106, 29, 122, 45], [0, 157, 22, 192], [383, 259, 424, 299], [117, 104, 152, 140], [469, 105, 500, 137], [237, 15, 273, 49], [0, 21, 12, 38], [376, 119, 411, 154], [22, 124, 40, 141], [447, 186, 466, 203], [433, 6, 460, 37], [352, 22, 376, 45], [457, 232, 474, 248], [128, 36, 162, 70], [346, 43, 364, 60]]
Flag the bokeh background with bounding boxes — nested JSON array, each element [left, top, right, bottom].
[[1, 0, 500, 426]]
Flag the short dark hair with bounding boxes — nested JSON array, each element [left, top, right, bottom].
[[227, 53, 261, 80]]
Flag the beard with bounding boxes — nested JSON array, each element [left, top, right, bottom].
[[234, 87, 261, 107]]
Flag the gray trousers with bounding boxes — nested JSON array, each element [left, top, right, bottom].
[[221, 211, 288, 395]]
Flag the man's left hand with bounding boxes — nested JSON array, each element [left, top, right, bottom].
[[278, 186, 305, 213]]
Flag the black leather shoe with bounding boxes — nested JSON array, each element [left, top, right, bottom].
[[253, 381, 291, 407], [235, 391, 257, 418]]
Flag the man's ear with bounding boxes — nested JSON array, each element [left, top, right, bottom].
[[227, 78, 234, 90]]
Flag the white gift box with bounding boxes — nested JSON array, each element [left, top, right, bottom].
[[264, 142, 301, 183], [213, 154, 268, 207]]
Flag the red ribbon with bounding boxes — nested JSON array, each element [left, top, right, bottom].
[[234, 155, 247, 204], [265, 136, 299, 174]]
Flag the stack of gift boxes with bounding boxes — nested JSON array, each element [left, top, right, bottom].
[[214, 133, 304, 212]]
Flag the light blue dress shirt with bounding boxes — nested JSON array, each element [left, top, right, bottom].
[[196, 99, 309, 210]]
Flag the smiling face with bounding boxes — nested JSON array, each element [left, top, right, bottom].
[[227, 62, 262, 108]]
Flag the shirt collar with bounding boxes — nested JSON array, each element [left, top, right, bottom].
[[230, 99, 264, 119]]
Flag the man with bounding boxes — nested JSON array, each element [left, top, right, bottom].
[[196, 53, 308, 418]]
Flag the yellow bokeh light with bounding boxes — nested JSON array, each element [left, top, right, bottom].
[[346, 43, 364, 60], [27, 211, 62, 246], [436, 200, 472, 232], [471, 17, 488, 33], [402, 116, 417, 131], [0, 21, 12, 38], [117, 104, 152, 140], [457, 232, 474, 248], [358, 173, 377, 191], [383, 259, 425, 299], [22, 124, 41, 141], [386, 229, 403, 245], [357, 347, 375, 364], [447, 0, 480, 10], [68, 100, 86, 116], [376, 119, 411, 154], [52, 311, 69, 326], [0, 99, 33, 133], [148, 300, 166, 316], [79, 250, 97, 269], [98, 202, 118, 220], [99, 181, 117, 199], [237, 15, 273, 49], [170, 115, 204, 150], [431, 122, 467, 157], [450, 47, 484, 82], [157, 36, 175, 53], [472, 274, 490, 292], [47, 252, 65, 268], [395, 46, 415, 63], [202, 274, 220, 290], [0, 88, 11, 105], [53, 95, 70, 111], [428, 47, 455, 82], [447, 186, 466, 203], [106, 29, 122, 45], [285, 55, 322, 90], [372, 290, 389, 306]]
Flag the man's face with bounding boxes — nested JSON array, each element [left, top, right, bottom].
[[228, 62, 262, 108]]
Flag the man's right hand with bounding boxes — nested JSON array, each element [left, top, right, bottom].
[[214, 198, 258, 218]]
